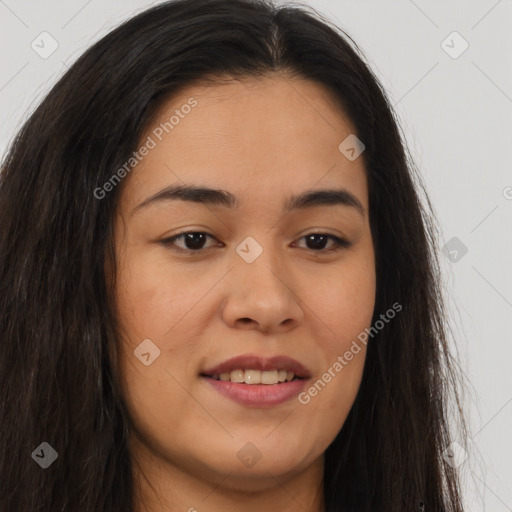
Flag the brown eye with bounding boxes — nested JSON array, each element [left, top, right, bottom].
[[294, 233, 351, 252], [161, 231, 218, 252]]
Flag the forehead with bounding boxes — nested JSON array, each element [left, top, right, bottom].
[[120, 74, 368, 214]]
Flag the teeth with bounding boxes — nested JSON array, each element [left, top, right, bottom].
[[261, 370, 278, 384], [230, 369, 244, 383], [210, 369, 297, 384], [244, 369, 261, 384]]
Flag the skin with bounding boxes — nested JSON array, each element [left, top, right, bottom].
[[112, 72, 376, 512]]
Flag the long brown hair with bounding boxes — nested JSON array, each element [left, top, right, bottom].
[[0, 0, 467, 510]]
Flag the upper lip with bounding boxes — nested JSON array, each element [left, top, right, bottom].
[[201, 354, 311, 379]]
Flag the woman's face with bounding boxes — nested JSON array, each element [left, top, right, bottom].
[[113, 73, 376, 491]]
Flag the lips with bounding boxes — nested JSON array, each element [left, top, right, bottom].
[[200, 354, 311, 407], [201, 354, 311, 379]]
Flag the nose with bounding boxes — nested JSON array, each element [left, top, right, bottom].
[[221, 242, 304, 333]]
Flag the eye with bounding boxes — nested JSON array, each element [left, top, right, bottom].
[[160, 231, 351, 254], [293, 233, 351, 252], [161, 231, 219, 252]]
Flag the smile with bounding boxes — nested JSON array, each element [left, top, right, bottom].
[[204, 369, 300, 385], [200, 373, 308, 407]]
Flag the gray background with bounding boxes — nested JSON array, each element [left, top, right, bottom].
[[1, 0, 511, 509]]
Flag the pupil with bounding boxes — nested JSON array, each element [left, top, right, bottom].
[[307, 234, 327, 250], [185, 232, 206, 250]]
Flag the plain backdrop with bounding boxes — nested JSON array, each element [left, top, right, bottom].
[[1, 0, 511, 509]]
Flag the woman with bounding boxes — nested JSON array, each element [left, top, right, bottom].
[[0, 0, 467, 510]]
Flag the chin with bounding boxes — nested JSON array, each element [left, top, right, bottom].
[[209, 460, 307, 492], [192, 447, 314, 489]]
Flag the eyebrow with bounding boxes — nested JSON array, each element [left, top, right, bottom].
[[130, 184, 365, 217]]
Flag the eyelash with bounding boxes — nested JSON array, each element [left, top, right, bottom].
[[160, 231, 351, 254]]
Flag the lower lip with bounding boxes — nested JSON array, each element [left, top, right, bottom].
[[201, 376, 308, 407]]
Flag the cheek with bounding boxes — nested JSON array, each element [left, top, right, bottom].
[[115, 248, 210, 341], [113, 251, 204, 415], [114, 260, 207, 454], [306, 254, 376, 345], [295, 254, 375, 440], [295, 304, 371, 459]]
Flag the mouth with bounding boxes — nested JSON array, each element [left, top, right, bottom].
[[200, 369, 304, 384], [199, 354, 311, 407], [201, 354, 311, 380]]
